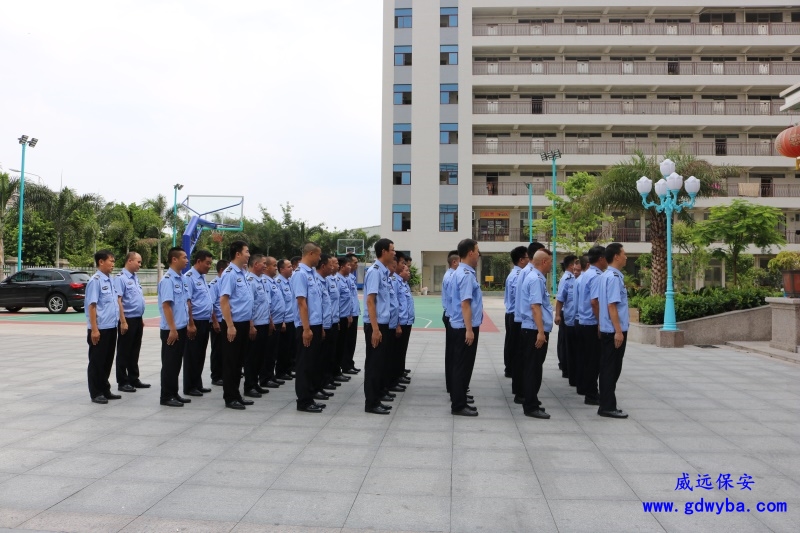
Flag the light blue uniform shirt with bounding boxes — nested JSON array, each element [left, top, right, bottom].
[[277, 274, 295, 325], [114, 268, 145, 318], [158, 269, 189, 330], [556, 271, 577, 326], [327, 275, 340, 323], [248, 272, 271, 326], [448, 263, 483, 329], [219, 263, 254, 323], [403, 280, 415, 325], [398, 280, 411, 325], [292, 263, 323, 327], [266, 276, 287, 324], [599, 266, 629, 333], [504, 265, 523, 314], [514, 264, 536, 323], [389, 274, 400, 328], [575, 265, 603, 326], [520, 269, 553, 332], [336, 273, 352, 318], [363, 261, 391, 325], [441, 268, 455, 317], [185, 267, 212, 321], [208, 277, 223, 322], [316, 271, 332, 329], [349, 272, 360, 316], [85, 270, 119, 329]]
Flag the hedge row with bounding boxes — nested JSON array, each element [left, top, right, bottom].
[[630, 287, 780, 325]]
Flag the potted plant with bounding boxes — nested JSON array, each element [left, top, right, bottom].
[[768, 251, 800, 297]]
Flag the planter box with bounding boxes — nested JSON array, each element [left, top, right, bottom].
[[628, 306, 771, 346]]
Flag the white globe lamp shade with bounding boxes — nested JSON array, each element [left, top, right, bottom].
[[666, 172, 683, 191], [684, 175, 701, 195], [636, 176, 653, 195], [654, 178, 668, 197], [660, 158, 676, 177]]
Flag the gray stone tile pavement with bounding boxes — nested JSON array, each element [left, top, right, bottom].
[[1, 297, 800, 532]]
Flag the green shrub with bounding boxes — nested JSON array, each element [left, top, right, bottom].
[[631, 286, 780, 325]]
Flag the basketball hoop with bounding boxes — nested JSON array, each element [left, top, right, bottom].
[[212, 232, 224, 244]]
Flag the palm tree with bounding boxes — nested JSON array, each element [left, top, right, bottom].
[[0, 171, 19, 267], [142, 194, 176, 279], [590, 151, 739, 296], [38, 187, 99, 266]]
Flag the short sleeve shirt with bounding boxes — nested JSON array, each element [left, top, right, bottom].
[[556, 271, 577, 326], [158, 269, 189, 330], [185, 267, 212, 321], [291, 263, 323, 327], [114, 268, 145, 318], [448, 263, 483, 329], [504, 265, 522, 314], [266, 276, 287, 324], [219, 263, 254, 323], [520, 269, 553, 332], [316, 271, 332, 329], [85, 270, 119, 329], [576, 265, 603, 326], [599, 266, 629, 333], [249, 272, 271, 326], [362, 261, 391, 325]]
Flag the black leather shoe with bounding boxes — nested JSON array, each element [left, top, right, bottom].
[[380, 403, 393, 410], [335, 374, 350, 382], [199, 387, 212, 393], [598, 409, 628, 419], [452, 407, 478, 417], [465, 404, 477, 412], [585, 397, 600, 406], [398, 377, 410, 384], [467, 395, 474, 401], [313, 392, 330, 400], [92, 395, 108, 404], [273, 378, 286, 385], [385, 392, 396, 398], [332, 381, 343, 386], [131, 380, 151, 388], [264, 381, 281, 389], [514, 395, 524, 404], [176, 396, 191, 404], [388, 385, 405, 393], [323, 384, 337, 391], [255, 386, 270, 394], [298, 403, 323, 413], [244, 389, 262, 398], [365, 405, 391, 415], [466, 398, 475, 404], [342, 368, 358, 375], [314, 402, 327, 409], [226, 401, 246, 410], [404, 368, 411, 373], [160, 398, 183, 407], [241, 399, 254, 406], [212, 379, 224, 386], [525, 409, 550, 419], [105, 393, 122, 400], [380, 395, 394, 402], [504, 372, 512, 378], [118, 384, 136, 393], [184, 389, 203, 397], [277, 373, 293, 381]]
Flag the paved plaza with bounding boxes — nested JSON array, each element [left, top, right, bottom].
[[0, 298, 799, 532]]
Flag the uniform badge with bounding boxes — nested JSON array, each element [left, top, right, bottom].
[[175, 284, 180, 289]]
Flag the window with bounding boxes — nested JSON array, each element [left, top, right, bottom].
[[393, 123, 411, 145], [745, 13, 782, 23], [440, 45, 458, 66], [441, 7, 458, 28], [440, 84, 458, 104], [394, 46, 412, 66], [392, 204, 411, 231], [393, 84, 412, 105], [393, 164, 411, 185], [440, 123, 458, 144], [440, 164, 458, 185], [394, 8, 412, 28], [439, 204, 458, 232], [699, 13, 735, 23]]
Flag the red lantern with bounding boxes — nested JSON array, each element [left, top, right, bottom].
[[775, 125, 800, 159]]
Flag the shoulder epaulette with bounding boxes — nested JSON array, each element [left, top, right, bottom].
[[186, 271, 193, 277], [246, 275, 254, 281], [225, 267, 232, 272], [164, 273, 171, 278], [372, 264, 379, 269], [93, 274, 100, 279]]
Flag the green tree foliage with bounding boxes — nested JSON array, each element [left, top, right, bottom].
[[3, 211, 57, 266], [671, 221, 711, 293]]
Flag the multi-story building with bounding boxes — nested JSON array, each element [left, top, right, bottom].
[[381, 1, 800, 290]]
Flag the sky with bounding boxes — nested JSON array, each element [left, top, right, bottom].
[[0, 0, 383, 230]]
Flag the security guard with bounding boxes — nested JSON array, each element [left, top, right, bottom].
[[519, 249, 553, 419], [261, 256, 286, 388], [114, 251, 149, 393], [441, 250, 459, 394], [575, 245, 607, 406], [363, 238, 395, 415], [292, 242, 325, 412], [244, 253, 270, 399], [86, 250, 120, 404], [183, 250, 214, 397], [342, 253, 361, 375], [315, 255, 335, 398], [219, 240, 255, 410], [334, 256, 353, 382], [208, 260, 229, 386], [503, 246, 528, 383], [275, 259, 296, 381], [512, 241, 545, 404], [597, 243, 629, 419], [447, 239, 483, 417], [397, 261, 415, 383], [384, 255, 402, 399], [554, 255, 578, 380], [158, 247, 191, 407], [324, 256, 342, 391]]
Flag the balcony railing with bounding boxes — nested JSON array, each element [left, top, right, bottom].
[[473, 228, 548, 242], [727, 183, 800, 198], [472, 61, 800, 76], [473, 100, 796, 116], [473, 140, 778, 157], [473, 181, 564, 196], [786, 230, 800, 244], [473, 22, 800, 37]]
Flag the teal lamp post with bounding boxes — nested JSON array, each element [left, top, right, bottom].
[[16, 135, 38, 272], [172, 183, 183, 246], [636, 159, 701, 332], [541, 149, 561, 293]]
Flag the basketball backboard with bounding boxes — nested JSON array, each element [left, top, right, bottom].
[[337, 239, 365, 256], [183, 195, 244, 231]]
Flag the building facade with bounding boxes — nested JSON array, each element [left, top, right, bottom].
[[381, 0, 800, 290]]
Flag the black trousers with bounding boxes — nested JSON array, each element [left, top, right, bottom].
[[342, 315, 359, 371], [221, 320, 250, 403], [183, 320, 210, 392], [503, 313, 517, 375], [259, 325, 280, 385], [160, 327, 187, 401], [87, 328, 117, 399], [507, 320, 523, 396], [295, 325, 323, 408], [276, 322, 295, 377], [449, 326, 480, 412], [116, 316, 143, 386], [397, 324, 412, 378], [334, 317, 350, 375], [565, 324, 578, 387], [245, 324, 269, 390], [599, 332, 627, 412], [383, 326, 401, 389], [209, 322, 223, 381], [363, 323, 389, 408], [443, 314, 453, 393], [322, 325, 339, 386], [556, 311, 567, 371], [577, 324, 601, 399], [521, 329, 549, 412]]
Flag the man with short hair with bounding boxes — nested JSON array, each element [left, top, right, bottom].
[[503, 246, 528, 381], [86, 250, 121, 404], [315, 254, 336, 400], [397, 262, 415, 385], [554, 255, 578, 380], [158, 247, 191, 407], [385, 253, 404, 396], [342, 253, 361, 374], [597, 243, 630, 419], [114, 251, 149, 392], [275, 259, 296, 381], [334, 256, 354, 382], [512, 241, 545, 404], [183, 249, 214, 397], [575, 245, 607, 406], [245, 253, 271, 399], [363, 238, 395, 415], [290, 256, 301, 272], [441, 250, 459, 394], [292, 242, 325, 412], [208, 259, 229, 386], [219, 241, 255, 410]]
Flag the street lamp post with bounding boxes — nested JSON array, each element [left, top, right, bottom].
[[541, 149, 561, 293], [172, 183, 183, 246], [636, 159, 701, 334], [16, 135, 38, 272]]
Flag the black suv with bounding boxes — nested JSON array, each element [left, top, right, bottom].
[[0, 268, 91, 313]]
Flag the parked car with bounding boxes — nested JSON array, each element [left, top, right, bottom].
[[0, 268, 91, 313]]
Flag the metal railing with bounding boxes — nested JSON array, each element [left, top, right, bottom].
[[473, 140, 778, 157], [473, 182, 564, 196], [472, 228, 548, 242], [472, 61, 800, 76], [473, 100, 796, 116], [473, 22, 800, 37], [727, 183, 800, 198]]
